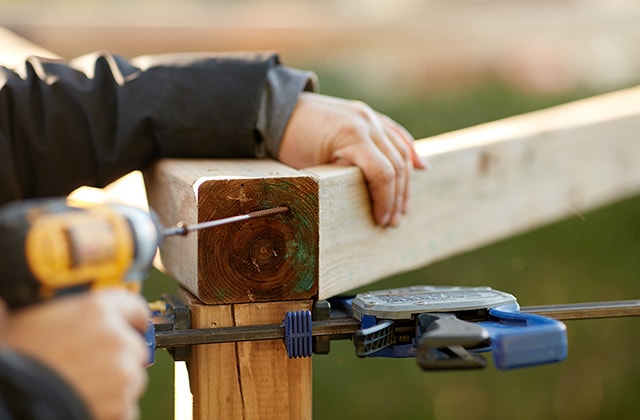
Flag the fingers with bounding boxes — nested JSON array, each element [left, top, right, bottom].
[[278, 92, 426, 227], [379, 113, 428, 170], [355, 111, 428, 226], [86, 290, 150, 419], [356, 113, 407, 226], [334, 142, 397, 226], [337, 103, 420, 226], [94, 289, 151, 368], [119, 345, 148, 420], [100, 289, 151, 334], [378, 115, 417, 217]]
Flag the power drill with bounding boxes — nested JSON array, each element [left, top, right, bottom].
[[0, 198, 164, 310], [0, 197, 289, 310]]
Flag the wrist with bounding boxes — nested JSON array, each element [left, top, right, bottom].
[[255, 66, 318, 159]]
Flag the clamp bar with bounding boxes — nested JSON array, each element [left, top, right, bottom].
[[522, 299, 640, 320], [154, 318, 360, 348]]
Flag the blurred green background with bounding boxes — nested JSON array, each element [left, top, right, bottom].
[[142, 77, 640, 420], [3, 1, 639, 418]]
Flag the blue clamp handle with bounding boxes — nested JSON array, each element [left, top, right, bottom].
[[479, 306, 568, 370], [144, 320, 157, 366]]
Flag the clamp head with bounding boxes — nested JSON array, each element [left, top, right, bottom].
[[351, 285, 566, 370], [352, 285, 519, 321]]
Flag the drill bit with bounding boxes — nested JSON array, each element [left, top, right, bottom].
[[163, 206, 290, 237]]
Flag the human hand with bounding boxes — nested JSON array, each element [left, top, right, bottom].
[[278, 92, 427, 227], [4, 290, 149, 420]]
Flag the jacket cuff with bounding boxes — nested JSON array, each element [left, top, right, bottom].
[[255, 65, 318, 158], [0, 348, 91, 420]]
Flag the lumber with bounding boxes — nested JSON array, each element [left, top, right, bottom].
[[177, 291, 313, 420], [146, 85, 640, 301], [145, 160, 319, 304], [312, 86, 640, 298]]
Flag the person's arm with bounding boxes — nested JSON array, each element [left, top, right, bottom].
[[0, 348, 91, 420], [0, 51, 313, 202], [1, 52, 424, 226]]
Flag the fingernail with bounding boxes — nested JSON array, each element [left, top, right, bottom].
[[419, 156, 432, 170], [380, 211, 392, 226]]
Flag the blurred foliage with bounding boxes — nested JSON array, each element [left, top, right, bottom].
[[312, 68, 621, 140], [313, 194, 640, 420], [141, 74, 640, 419]]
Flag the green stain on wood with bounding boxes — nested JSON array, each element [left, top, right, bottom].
[[214, 287, 232, 301], [286, 238, 317, 293], [262, 178, 319, 294]]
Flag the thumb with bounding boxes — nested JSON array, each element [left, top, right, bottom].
[[98, 290, 150, 333]]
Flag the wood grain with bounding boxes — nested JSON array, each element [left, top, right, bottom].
[[181, 290, 312, 420], [145, 159, 318, 304]]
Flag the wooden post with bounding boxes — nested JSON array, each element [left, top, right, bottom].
[[180, 292, 313, 420]]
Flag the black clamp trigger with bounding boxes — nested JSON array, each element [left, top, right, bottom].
[[416, 313, 490, 370]]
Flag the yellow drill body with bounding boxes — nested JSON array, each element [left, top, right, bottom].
[[25, 203, 138, 299], [0, 199, 160, 308]]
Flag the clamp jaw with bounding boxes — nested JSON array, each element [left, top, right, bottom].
[[148, 295, 192, 363]]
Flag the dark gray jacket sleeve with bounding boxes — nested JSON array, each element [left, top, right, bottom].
[[0, 51, 316, 203], [0, 349, 91, 420]]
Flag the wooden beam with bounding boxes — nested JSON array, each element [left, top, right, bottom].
[[147, 85, 640, 301], [312, 85, 640, 298], [145, 160, 319, 304]]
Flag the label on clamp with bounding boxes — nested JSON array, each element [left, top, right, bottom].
[[352, 286, 518, 320]]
